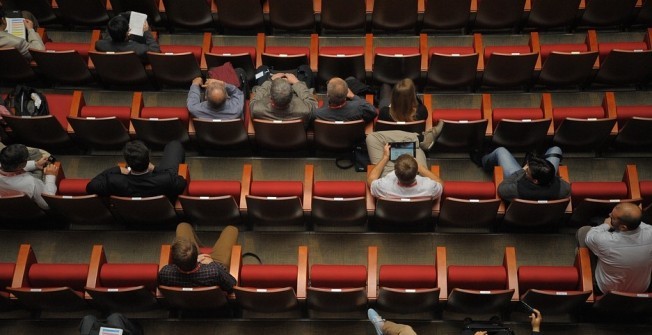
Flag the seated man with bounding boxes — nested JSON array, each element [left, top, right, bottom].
[[187, 77, 244, 120], [158, 223, 238, 292], [0, 143, 58, 210], [311, 77, 376, 123], [95, 13, 160, 63], [366, 137, 442, 199], [249, 72, 317, 128], [86, 140, 186, 202], [577, 203, 652, 294], [0, 6, 44, 60], [474, 146, 570, 202]]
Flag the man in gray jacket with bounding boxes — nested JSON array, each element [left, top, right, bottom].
[[249, 72, 317, 128]]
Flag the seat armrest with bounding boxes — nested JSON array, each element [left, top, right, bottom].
[[436, 246, 447, 301], [576, 247, 594, 302], [504, 246, 518, 301], [86, 245, 107, 292], [11, 244, 37, 289], [297, 246, 308, 300], [367, 246, 378, 301]]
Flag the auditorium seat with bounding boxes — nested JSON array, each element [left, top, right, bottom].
[[214, 0, 265, 34], [85, 245, 160, 312], [13, 0, 58, 26], [374, 119, 427, 133], [517, 247, 593, 315], [317, 41, 366, 88], [307, 246, 376, 319], [371, 0, 418, 34], [32, 29, 94, 86], [444, 247, 517, 316], [427, 94, 486, 151], [66, 90, 131, 150], [611, 91, 652, 149], [422, 34, 479, 91], [524, 0, 581, 31], [313, 119, 366, 153], [55, 0, 110, 28], [0, 47, 37, 83], [110, 0, 164, 27], [204, 34, 258, 84], [577, 0, 638, 29], [471, 0, 526, 33], [7, 244, 89, 312], [534, 31, 599, 88], [371, 35, 421, 85], [593, 290, 652, 317], [148, 52, 202, 88], [375, 246, 445, 316], [267, 0, 316, 34], [241, 164, 311, 231], [592, 30, 652, 87], [251, 119, 308, 152], [477, 33, 539, 89], [569, 164, 642, 226], [131, 92, 191, 147], [319, 0, 366, 35], [161, 0, 218, 31], [310, 175, 369, 232], [89, 51, 151, 89], [232, 245, 307, 318], [261, 34, 312, 72], [421, 0, 471, 33], [0, 190, 48, 229]]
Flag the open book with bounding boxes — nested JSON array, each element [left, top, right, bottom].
[[128, 12, 148, 36]]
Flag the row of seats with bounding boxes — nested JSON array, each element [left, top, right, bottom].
[[2, 162, 650, 232], [4, 29, 652, 91], [2, 244, 650, 319], [3, 89, 652, 155], [7, 0, 652, 34]]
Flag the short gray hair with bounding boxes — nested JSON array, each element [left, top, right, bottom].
[[270, 78, 293, 109], [326, 77, 348, 106]]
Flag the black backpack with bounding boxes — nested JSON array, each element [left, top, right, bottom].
[[5, 85, 50, 117]]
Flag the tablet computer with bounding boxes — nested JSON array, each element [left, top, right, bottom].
[[389, 142, 416, 161]]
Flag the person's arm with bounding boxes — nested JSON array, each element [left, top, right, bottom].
[[353, 96, 378, 123], [142, 30, 161, 52], [417, 163, 443, 184], [186, 78, 204, 117], [286, 74, 318, 112], [497, 169, 524, 202], [249, 80, 273, 116], [86, 166, 125, 196], [367, 144, 390, 187], [24, 19, 44, 51], [530, 309, 542, 334], [32, 163, 58, 209], [584, 222, 612, 257], [215, 263, 237, 292], [225, 83, 245, 117], [23, 156, 48, 172]]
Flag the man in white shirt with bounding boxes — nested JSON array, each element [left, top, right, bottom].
[[0, 144, 58, 209], [577, 203, 652, 294]]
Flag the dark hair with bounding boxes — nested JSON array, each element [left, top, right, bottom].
[[107, 15, 129, 42], [122, 140, 150, 172], [171, 238, 198, 272], [528, 157, 555, 186], [0, 144, 28, 172], [0, 5, 5, 19], [394, 154, 418, 185]]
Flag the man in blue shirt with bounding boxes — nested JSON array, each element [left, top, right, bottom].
[[187, 77, 244, 120]]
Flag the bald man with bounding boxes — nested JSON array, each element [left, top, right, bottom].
[[577, 203, 652, 294], [187, 77, 244, 120], [311, 77, 376, 123]]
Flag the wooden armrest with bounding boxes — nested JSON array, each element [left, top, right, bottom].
[[297, 246, 308, 299], [229, 245, 242, 283], [493, 166, 506, 214], [470, 0, 478, 12], [474, 33, 484, 71], [159, 244, 171, 269], [240, 164, 253, 212], [436, 246, 447, 301], [256, 33, 265, 68], [530, 32, 542, 71], [645, 28, 652, 49], [603, 92, 618, 135], [86, 245, 107, 292], [420, 34, 429, 72], [130, 92, 144, 136], [365, 94, 375, 135], [504, 246, 518, 301], [524, 0, 531, 11], [482, 94, 492, 136], [365, 34, 373, 72], [587, 30, 599, 69], [431, 165, 441, 213], [303, 164, 314, 213], [53, 161, 65, 184], [624, 164, 641, 200], [577, 247, 594, 303], [541, 93, 554, 136], [310, 34, 318, 73], [367, 246, 378, 301], [423, 94, 433, 130], [11, 244, 36, 289], [201, 32, 212, 71]]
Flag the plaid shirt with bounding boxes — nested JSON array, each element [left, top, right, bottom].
[[158, 262, 236, 292]]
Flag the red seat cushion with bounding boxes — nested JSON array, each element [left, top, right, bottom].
[[598, 42, 648, 62], [313, 181, 366, 198], [641, 181, 652, 207], [240, 264, 298, 289], [493, 108, 544, 129], [443, 181, 496, 200], [540, 43, 588, 62], [199, 247, 213, 255], [0, 263, 15, 289], [616, 105, 652, 128], [320, 46, 365, 56], [265, 46, 309, 56], [81, 106, 132, 128], [250, 181, 303, 197], [379, 265, 436, 288], [310, 265, 367, 288], [552, 106, 606, 129], [28, 264, 89, 291], [140, 106, 189, 126], [210, 46, 256, 64], [46, 93, 73, 129], [188, 180, 241, 199], [58, 178, 91, 196], [518, 266, 579, 293], [99, 263, 159, 291], [375, 47, 420, 56], [433, 108, 482, 122], [571, 182, 629, 206], [159, 45, 203, 63], [44, 42, 90, 60], [447, 265, 507, 292], [484, 45, 532, 61]]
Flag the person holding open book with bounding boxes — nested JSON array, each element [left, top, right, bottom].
[[0, 4, 44, 60], [95, 11, 160, 63]]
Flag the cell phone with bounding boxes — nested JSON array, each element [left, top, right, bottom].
[[46, 155, 57, 164], [520, 300, 535, 314], [389, 142, 416, 161]]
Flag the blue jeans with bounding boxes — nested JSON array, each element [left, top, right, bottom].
[[482, 146, 562, 177]]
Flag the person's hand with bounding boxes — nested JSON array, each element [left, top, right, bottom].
[[143, 20, 150, 32], [35, 156, 49, 170], [346, 88, 355, 99], [147, 163, 155, 172], [24, 19, 35, 30], [43, 164, 59, 176], [120, 166, 130, 175], [271, 73, 286, 80], [530, 308, 542, 332], [203, 78, 224, 88], [192, 77, 203, 86], [382, 143, 390, 160], [197, 254, 214, 264], [474, 332, 488, 335], [284, 73, 299, 84]]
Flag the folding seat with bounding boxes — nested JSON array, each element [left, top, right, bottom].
[[30, 30, 94, 86], [148, 52, 202, 88], [632, 0, 652, 29], [252, 119, 308, 152], [484, 94, 552, 151], [232, 245, 307, 317], [568, 164, 642, 226], [427, 94, 487, 151], [313, 119, 366, 153], [240, 164, 310, 231], [471, 0, 526, 32], [89, 51, 151, 89], [6, 244, 89, 312], [317, 37, 366, 87], [371, 35, 422, 85], [435, 167, 500, 233], [444, 247, 517, 315], [548, 92, 617, 152], [131, 92, 191, 147], [524, 0, 581, 31], [13, 0, 59, 26], [517, 247, 593, 315], [577, 0, 638, 29], [319, 0, 366, 35], [204, 34, 258, 84], [178, 171, 244, 231], [477, 34, 539, 89], [267, 0, 316, 34], [375, 246, 446, 315], [592, 30, 652, 87], [261, 34, 313, 72], [55, 0, 110, 28], [161, 0, 218, 31], [423, 35, 479, 91], [0, 260, 16, 310], [2, 91, 74, 151], [110, 0, 164, 27], [533, 31, 599, 88], [0, 47, 37, 83], [421, 0, 471, 33], [43, 175, 115, 229], [611, 92, 652, 149], [371, 0, 418, 34], [66, 90, 131, 150], [310, 176, 369, 232], [307, 246, 376, 318], [85, 245, 161, 312], [215, 0, 265, 34], [0, 190, 47, 229], [374, 119, 427, 134], [192, 118, 250, 151], [593, 290, 652, 316]]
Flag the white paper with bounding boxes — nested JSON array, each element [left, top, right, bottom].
[[5, 18, 26, 39], [99, 327, 123, 335], [128, 12, 148, 37]]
